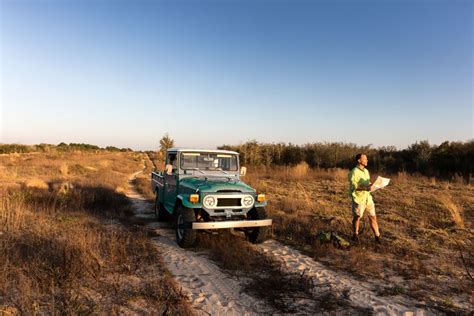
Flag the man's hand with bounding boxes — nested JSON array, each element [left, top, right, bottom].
[[356, 184, 371, 191]]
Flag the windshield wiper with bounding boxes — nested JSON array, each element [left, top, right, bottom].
[[215, 168, 229, 175], [191, 168, 206, 175]]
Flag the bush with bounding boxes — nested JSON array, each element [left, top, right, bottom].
[[220, 139, 474, 181]]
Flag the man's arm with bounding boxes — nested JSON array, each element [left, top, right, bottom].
[[350, 171, 371, 191], [356, 185, 371, 191]]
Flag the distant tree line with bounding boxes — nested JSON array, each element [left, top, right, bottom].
[[0, 143, 133, 154], [219, 140, 474, 181]]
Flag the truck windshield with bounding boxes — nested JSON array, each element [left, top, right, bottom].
[[180, 152, 238, 171]]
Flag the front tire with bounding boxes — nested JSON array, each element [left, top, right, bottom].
[[175, 205, 197, 248], [245, 207, 270, 244]]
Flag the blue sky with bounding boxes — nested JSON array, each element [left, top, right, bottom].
[[1, 0, 472, 150]]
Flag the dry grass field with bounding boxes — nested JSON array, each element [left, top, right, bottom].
[[133, 154, 473, 312], [243, 163, 473, 312], [130, 151, 164, 204], [1, 150, 472, 313], [0, 151, 191, 314]]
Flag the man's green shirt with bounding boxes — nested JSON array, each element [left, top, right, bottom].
[[348, 166, 373, 205]]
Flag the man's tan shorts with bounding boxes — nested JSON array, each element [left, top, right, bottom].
[[352, 201, 376, 217]]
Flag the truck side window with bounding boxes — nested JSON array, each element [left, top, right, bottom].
[[167, 153, 178, 173]]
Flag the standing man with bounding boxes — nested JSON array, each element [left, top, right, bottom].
[[348, 153, 381, 243]]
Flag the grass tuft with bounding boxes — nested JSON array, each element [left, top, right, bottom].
[[437, 193, 464, 228]]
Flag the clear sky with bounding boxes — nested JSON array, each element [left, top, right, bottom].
[[1, 0, 472, 150]]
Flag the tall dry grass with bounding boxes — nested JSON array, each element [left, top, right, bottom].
[[0, 151, 192, 314], [146, 151, 164, 171], [242, 165, 473, 312], [134, 156, 156, 201], [437, 193, 465, 229]]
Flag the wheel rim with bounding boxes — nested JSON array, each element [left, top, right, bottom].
[[177, 214, 184, 240]]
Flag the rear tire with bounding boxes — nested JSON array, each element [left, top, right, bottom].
[[245, 207, 270, 244], [175, 205, 197, 248], [155, 193, 168, 221]]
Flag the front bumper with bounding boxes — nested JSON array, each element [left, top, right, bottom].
[[192, 219, 272, 230]]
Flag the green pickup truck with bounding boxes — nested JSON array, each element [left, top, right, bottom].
[[151, 148, 272, 248]]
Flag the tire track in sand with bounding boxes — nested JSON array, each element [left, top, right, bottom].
[[257, 239, 430, 315], [126, 169, 271, 316]]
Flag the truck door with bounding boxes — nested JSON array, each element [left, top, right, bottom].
[[163, 152, 178, 213]]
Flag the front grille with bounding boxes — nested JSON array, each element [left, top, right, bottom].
[[217, 198, 241, 207]]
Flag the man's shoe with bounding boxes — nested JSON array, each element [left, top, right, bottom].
[[375, 235, 382, 244], [351, 234, 359, 242]]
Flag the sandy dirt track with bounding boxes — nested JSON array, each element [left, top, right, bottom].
[[126, 168, 429, 315], [259, 240, 427, 315]]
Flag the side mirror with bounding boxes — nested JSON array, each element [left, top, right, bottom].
[[240, 166, 247, 176], [165, 164, 173, 175]]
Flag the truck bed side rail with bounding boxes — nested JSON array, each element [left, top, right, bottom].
[[151, 171, 164, 192]]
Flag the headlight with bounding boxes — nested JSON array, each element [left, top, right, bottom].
[[242, 195, 254, 207], [203, 195, 216, 208]]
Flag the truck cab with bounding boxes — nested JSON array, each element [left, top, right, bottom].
[[151, 148, 272, 247]]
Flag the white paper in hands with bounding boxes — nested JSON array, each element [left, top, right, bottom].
[[370, 176, 390, 192]]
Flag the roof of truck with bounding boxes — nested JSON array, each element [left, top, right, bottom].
[[167, 148, 239, 155]]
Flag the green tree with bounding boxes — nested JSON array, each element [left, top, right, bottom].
[[159, 133, 175, 157]]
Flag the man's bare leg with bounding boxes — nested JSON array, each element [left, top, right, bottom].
[[352, 216, 361, 236], [368, 215, 380, 237]]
